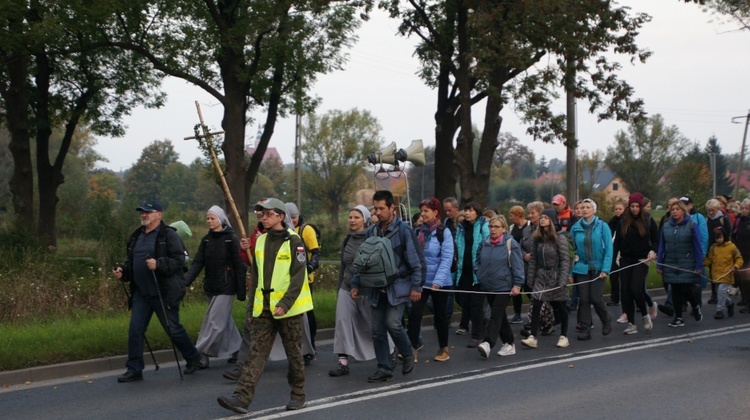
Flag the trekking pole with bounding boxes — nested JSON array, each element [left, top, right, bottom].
[[147, 259, 183, 380], [115, 275, 159, 371]]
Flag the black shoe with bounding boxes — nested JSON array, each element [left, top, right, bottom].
[[577, 329, 592, 341], [606, 300, 619, 306], [223, 368, 240, 381], [328, 363, 350, 377], [602, 322, 612, 336], [217, 395, 249, 414], [286, 399, 307, 411], [668, 317, 685, 327], [227, 351, 238, 364], [728, 303, 735, 317], [520, 328, 531, 338], [303, 354, 314, 366], [367, 370, 393, 383], [198, 353, 210, 369], [693, 306, 703, 322], [117, 371, 143, 383], [715, 311, 725, 320], [707, 297, 717, 304], [184, 358, 201, 374], [467, 338, 480, 348], [402, 355, 415, 374], [658, 304, 675, 317]]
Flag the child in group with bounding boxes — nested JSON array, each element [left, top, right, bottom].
[[703, 228, 744, 319]]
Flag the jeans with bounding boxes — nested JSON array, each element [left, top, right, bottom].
[[371, 296, 412, 372], [127, 292, 199, 373], [574, 271, 611, 330]]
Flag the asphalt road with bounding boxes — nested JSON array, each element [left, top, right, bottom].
[[3, 302, 750, 419]]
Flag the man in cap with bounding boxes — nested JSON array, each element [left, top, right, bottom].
[[552, 194, 577, 232], [113, 200, 203, 383], [218, 198, 312, 414]]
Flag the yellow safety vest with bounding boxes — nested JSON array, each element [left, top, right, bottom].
[[253, 231, 313, 319]]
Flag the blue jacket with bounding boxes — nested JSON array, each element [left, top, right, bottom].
[[657, 214, 704, 284], [474, 232, 525, 292], [455, 217, 489, 285], [569, 216, 613, 276], [422, 226, 454, 288]]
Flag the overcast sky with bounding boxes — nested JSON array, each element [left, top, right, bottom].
[[94, 1, 750, 172]]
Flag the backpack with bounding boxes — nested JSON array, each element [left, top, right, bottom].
[[435, 225, 458, 273], [354, 228, 400, 288], [299, 222, 321, 251]]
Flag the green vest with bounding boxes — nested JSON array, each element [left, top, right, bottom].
[[253, 231, 313, 319]]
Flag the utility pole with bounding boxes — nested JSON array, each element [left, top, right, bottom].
[[732, 110, 750, 199], [565, 58, 578, 202], [709, 153, 717, 197]]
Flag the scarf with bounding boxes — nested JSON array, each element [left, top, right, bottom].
[[489, 234, 504, 246], [419, 219, 441, 249]]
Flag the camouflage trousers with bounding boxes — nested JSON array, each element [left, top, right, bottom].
[[234, 310, 305, 405]]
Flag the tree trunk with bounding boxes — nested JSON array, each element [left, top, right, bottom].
[[34, 49, 57, 248], [454, 5, 476, 205], [220, 85, 249, 234]]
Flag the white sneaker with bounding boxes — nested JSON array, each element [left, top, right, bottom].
[[497, 343, 516, 356], [623, 323, 637, 335], [649, 301, 657, 320], [556, 336, 569, 348], [616, 313, 628, 323], [643, 315, 653, 331], [477, 342, 490, 359], [521, 335, 538, 348]]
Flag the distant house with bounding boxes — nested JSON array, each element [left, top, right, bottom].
[[245, 145, 283, 165], [727, 170, 750, 192], [583, 169, 630, 200]]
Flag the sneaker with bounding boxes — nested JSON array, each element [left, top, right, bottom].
[[477, 342, 491, 359], [456, 328, 469, 335], [693, 306, 703, 322], [658, 304, 675, 317], [510, 314, 524, 324], [328, 363, 350, 377], [623, 323, 637, 335], [217, 395, 249, 414], [521, 335, 538, 348], [556, 336, 570, 348], [497, 343, 516, 356], [117, 370, 143, 383], [714, 311, 725, 320], [643, 315, 653, 332], [402, 355, 415, 374], [286, 399, 307, 411], [222, 368, 240, 381], [616, 313, 628, 324], [577, 329, 592, 341], [668, 317, 685, 327], [434, 347, 450, 362], [649, 301, 658, 320], [367, 369, 393, 383], [728, 302, 735, 317], [467, 338, 480, 348]]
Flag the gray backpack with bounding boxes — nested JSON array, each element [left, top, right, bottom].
[[354, 229, 399, 288]]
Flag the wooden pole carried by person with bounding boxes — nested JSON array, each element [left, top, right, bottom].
[[184, 100, 252, 262]]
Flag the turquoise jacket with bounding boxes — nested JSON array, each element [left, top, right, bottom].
[[455, 217, 489, 285], [569, 216, 613, 276]]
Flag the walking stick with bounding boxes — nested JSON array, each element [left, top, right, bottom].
[[116, 276, 159, 371], [183, 101, 252, 264], [148, 263, 184, 380]]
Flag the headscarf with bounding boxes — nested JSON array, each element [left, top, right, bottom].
[[208, 205, 231, 228]]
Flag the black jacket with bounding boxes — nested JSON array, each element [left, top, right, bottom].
[[185, 226, 247, 300], [122, 222, 187, 308]]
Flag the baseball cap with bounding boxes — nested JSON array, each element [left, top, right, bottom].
[[552, 194, 566, 205], [136, 200, 163, 212], [254, 198, 286, 214], [679, 196, 693, 205]]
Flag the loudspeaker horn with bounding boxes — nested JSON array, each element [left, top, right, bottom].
[[367, 141, 398, 165], [395, 140, 425, 167]]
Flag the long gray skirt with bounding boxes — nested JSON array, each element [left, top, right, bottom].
[[332, 288, 378, 361], [196, 294, 242, 357]]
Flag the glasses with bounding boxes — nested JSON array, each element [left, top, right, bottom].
[[489, 225, 505, 229], [258, 211, 279, 218]]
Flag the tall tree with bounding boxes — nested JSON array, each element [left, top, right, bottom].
[[300, 108, 382, 224], [124, 140, 180, 203], [106, 0, 361, 231], [577, 149, 604, 199], [605, 114, 690, 201], [494, 132, 535, 180], [704, 136, 733, 196]]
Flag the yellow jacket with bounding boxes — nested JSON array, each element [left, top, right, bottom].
[[704, 241, 744, 284]]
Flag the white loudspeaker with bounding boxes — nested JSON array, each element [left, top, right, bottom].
[[367, 141, 398, 165], [395, 140, 425, 167]]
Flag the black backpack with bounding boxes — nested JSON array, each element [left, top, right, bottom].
[[300, 222, 321, 251]]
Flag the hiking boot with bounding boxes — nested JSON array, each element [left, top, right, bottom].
[[117, 370, 143, 383], [668, 317, 685, 327], [693, 306, 703, 322], [477, 342, 491, 359], [714, 311, 725, 320], [643, 315, 653, 331], [623, 323, 637, 335], [602, 321, 612, 336], [658, 304, 675, 317], [367, 369, 393, 383], [510, 314, 524, 324], [223, 368, 240, 381], [286, 399, 307, 411], [184, 357, 202, 374], [217, 395, 249, 414], [577, 328, 592, 340], [497, 343, 516, 356], [556, 336, 570, 348], [328, 363, 349, 377], [521, 335, 538, 348], [728, 302, 735, 317], [434, 347, 450, 362], [303, 354, 314, 366], [402, 355, 415, 374], [616, 313, 628, 324], [467, 338, 480, 348]]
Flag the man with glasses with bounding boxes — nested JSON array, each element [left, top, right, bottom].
[[113, 200, 202, 383], [218, 198, 312, 414]]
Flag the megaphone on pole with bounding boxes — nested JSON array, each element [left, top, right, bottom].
[[394, 140, 425, 167]]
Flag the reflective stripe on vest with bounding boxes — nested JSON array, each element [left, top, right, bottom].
[[253, 231, 313, 319]]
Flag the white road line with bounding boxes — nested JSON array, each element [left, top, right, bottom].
[[221, 323, 750, 419]]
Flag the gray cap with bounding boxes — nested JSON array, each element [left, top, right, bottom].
[[285, 202, 300, 218], [254, 198, 286, 214]]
